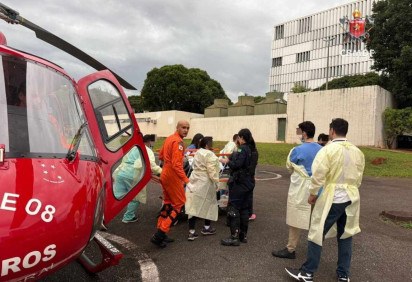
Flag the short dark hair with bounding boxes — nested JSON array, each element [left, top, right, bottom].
[[143, 134, 153, 143], [330, 118, 348, 136], [199, 136, 213, 149], [317, 133, 329, 142], [232, 134, 239, 141], [298, 121, 316, 138]]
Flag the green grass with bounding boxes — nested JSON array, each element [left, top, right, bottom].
[[400, 222, 412, 229], [361, 147, 412, 178], [153, 138, 412, 178]]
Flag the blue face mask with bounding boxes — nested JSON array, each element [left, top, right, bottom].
[[300, 136, 305, 143]]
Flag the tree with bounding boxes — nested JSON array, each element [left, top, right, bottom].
[[141, 65, 228, 114], [313, 72, 384, 91], [253, 96, 265, 103], [291, 83, 310, 93], [383, 107, 412, 148], [367, 0, 412, 108], [127, 95, 144, 113]]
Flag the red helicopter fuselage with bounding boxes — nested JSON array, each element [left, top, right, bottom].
[[0, 34, 151, 281]]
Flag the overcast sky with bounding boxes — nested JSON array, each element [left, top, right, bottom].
[[1, 0, 350, 101]]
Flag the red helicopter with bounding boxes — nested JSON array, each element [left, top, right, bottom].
[[0, 3, 152, 281]]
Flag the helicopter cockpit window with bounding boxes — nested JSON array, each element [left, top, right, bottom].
[[0, 55, 96, 159], [112, 146, 146, 200], [87, 80, 133, 151]]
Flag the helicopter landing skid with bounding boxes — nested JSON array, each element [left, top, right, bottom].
[[78, 233, 124, 273]]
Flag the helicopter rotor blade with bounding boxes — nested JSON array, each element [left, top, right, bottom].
[[0, 3, 136, 90]]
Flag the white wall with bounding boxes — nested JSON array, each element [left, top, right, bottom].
[[285, 85, 393, 147], [135, 110, 203, 138], [135, 112, 287, 142], [130, 86, 393, 147], [189, 114, 287, 143]]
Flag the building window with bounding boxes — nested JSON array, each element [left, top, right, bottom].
[[295, 80, 309, 89], [343, 40, 362, 52], [296, 51, 310, 63], [272, 57, 283, 67], [298, 16, 312, 34], [275, 25, 284, 40]]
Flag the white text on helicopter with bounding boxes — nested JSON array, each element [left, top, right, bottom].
[[1, 193, 56, 223], [1, 244, 56, 277]]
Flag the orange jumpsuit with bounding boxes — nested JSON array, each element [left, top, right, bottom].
[[157, 132, 189, 233]]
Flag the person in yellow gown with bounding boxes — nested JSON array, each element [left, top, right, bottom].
[[285, 118, 365, 282]]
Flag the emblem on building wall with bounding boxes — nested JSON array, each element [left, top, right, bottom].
[[340, 9, 373, 42], [339, 9, 374, 56]]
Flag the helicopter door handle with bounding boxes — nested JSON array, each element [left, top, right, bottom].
[[99, 156, 108, 164], [0, 144, 8, 170], [0, 144, 5, 164]]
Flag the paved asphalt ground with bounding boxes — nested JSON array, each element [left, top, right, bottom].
[[42, 165, 412, 282]]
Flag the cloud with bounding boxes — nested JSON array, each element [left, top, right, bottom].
[[0, 0, 349, 102]]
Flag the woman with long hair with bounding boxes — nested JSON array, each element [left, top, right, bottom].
[[220, 128, 257, 246]]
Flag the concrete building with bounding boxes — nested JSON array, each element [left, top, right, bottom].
[[134, 110, 203, 138], [270, 0, 376, 93], [132, 86, 393, 147], [227, 96, 255, 116], [204, 99, 229, 118], [189, 113, 287, 143], [285, 85, 393, 147], [254, 92, 287, 115]]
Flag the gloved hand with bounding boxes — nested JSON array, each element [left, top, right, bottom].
[[186, 182, 195, 192]]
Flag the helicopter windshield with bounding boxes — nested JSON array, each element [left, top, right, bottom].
[[0, 55, 96, 159]]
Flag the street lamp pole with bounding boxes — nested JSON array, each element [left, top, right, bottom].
[[323, 36, 336, 90]]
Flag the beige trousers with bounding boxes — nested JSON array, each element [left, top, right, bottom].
[[286, 226, 302, 252]]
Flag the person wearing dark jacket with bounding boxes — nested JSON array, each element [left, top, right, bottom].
[[248, 139, 259, 220], [219, 128, 255, 246]]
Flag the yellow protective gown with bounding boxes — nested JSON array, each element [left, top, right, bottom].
[[185, 148, 220, 221], [285, 149, 312, 230], [135, 145, 162, 204], [308, 140, 365, 246]]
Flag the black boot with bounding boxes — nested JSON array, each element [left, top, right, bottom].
[[239, 232, 248, 243], [150, 230, 167, 248], [239, 209, 249, 243], [221, 235, 240, 246], [221, 228, 240, 246], [164, 235, 175, 243]]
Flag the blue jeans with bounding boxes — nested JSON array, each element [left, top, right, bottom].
[[301, 201, 352, 277]]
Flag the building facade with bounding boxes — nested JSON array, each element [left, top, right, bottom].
[[285, 85, 393, 147], [270, 0, 376, 93], [132, 86, 393, 147]]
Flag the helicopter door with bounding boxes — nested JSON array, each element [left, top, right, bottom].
[[77, 70, 151, 222]]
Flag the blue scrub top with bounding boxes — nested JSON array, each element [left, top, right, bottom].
[[187, 144, 196, 149], [290, 142, 322, 176]]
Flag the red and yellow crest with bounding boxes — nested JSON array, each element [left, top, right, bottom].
[[339, 9, 373, 42]]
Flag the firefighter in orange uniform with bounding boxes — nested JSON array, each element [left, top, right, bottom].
[[151, 120, 191, 247]]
